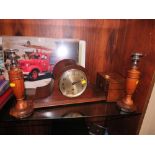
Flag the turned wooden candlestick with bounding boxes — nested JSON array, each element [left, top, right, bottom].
[[8, 50, 33, 119], [117, 53, 143, 112]]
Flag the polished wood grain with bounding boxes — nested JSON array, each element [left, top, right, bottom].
[[96, 72, 125, 102], [8, 67, 25, 100], [32, 84, 106, 109], [8, 66, 33, 118], [111, 20, 155, 112], [0, 98, 141, 134], [0, 19, 120, 84], [0, 19, 155, 134], [52, 59, 76, 79], [108, 20, 155, 133]]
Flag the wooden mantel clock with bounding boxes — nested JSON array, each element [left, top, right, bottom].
[[53, 59, 88, 98], [33, 59, 105, 109]]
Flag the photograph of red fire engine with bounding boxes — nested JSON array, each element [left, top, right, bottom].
[[2, 36, 86, 88]]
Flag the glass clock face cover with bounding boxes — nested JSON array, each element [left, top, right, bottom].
[[59, 69, 87, 97]]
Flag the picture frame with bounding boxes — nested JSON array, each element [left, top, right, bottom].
[[1, 36, 86, 89]]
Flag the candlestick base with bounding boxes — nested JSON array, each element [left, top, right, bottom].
[[10, 100, 33, 119], [117, 100, 136, 113]]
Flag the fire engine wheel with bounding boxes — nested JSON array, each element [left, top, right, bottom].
[[29, 69, 39, 80]]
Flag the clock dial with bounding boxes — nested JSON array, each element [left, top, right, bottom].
[[59, 69, 87, 97]]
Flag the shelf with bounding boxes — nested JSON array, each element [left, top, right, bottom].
[[0, 88, 13, 110], [0, 101, 141, 122], [0, 85, 141, 122]]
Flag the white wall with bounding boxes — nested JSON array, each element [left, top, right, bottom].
[[139, 82, 155, 134]]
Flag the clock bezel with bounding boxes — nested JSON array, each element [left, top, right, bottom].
[[59, 68, 88, 98]]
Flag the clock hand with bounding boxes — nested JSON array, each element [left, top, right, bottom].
[[72, 80, 81, 85], [72, 79, 87, 85]]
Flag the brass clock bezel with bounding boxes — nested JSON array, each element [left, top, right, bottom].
[[59, 69, 87, 98]]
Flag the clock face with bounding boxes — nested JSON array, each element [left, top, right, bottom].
[[59, 69, 87, 97]]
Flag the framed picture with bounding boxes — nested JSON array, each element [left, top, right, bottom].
[[0, 37, 5, 76], [2, 36, 86, 88]]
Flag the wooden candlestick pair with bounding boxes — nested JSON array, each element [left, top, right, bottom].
[[117, 53, 143, 112], [8, 50, 33, 119]]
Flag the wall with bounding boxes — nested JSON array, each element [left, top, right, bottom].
[[0, 19, 120, 84], [112, 20, 155, 133], [140, 75, 155, 134]]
